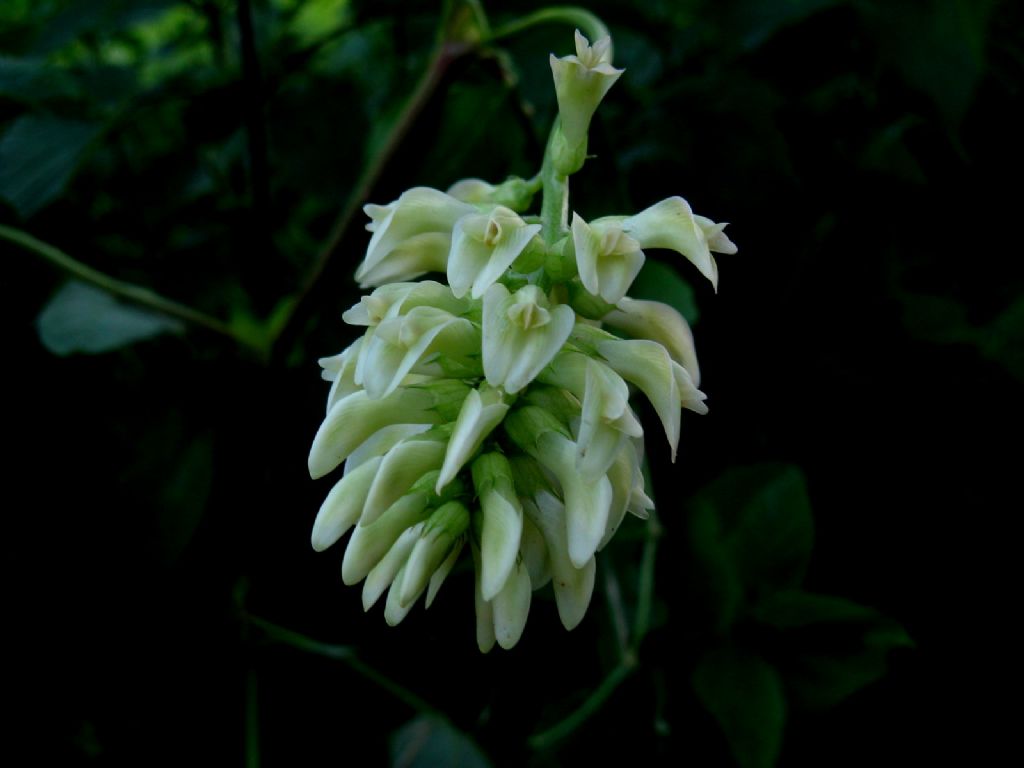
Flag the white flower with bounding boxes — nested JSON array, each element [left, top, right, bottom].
[[307, 380, 469, 479], [550, 31, 624, 152], [482, 283, 575, 394], [471, 453, 524, 601], [354, 305, 479, 399], [619, 197, 737, 291], [447, 206, 541, 299], [356, 188, 475, 287], [571, 213, 645, 304], [436, 386, 510, 493], [601, 297, 701, 385], [596, 338, 708, 460]]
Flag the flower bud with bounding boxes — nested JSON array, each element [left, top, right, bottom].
[[524, 492, 596, 631], [549, 31, 623, 170], [492, 558, 531, 649], [472, 453, 524, 601], [342, 491, 431, 586], [399, 501, 470, 608], [308, 380, 470, 479], [362, 523, 422, 611], [360, 437, 447, 525], [436, 386, 510, 493], [310, 455, 382, 552], [447, 176, 538, 212]]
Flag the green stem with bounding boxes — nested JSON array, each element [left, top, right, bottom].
[[245, 668, 261, 768], [539, 122, 569, 243], [630, 511, 662, 652], [487, 6, 610, 50], [245, 614, 438, 716], [528, 661, 635, 750], [0, 224, 255, 349]]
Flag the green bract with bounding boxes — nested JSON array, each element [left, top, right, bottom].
[[308, 31, 737, 651]]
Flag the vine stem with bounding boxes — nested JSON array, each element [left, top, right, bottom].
[[267, 16, 474, 360], [486, 6, 610, 50], [245, 614, 439, 717], [0, 224, 256, 349], [528, 512, 661, 750]]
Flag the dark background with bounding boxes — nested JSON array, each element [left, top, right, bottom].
[[3, 0, 1020, 765]]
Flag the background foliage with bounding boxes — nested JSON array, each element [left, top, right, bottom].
[[4, 0, 1020, 765]]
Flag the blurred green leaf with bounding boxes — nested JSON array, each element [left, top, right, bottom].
[[900, 293, 973, 345], [980, 297, 1024, 383], [390, 716, 492, 768], [693, 647, 786, 768], [0, 56, 74, 102], [863, 0, 999, 124], [0, 114, 102, 217], [692, 464, 815, 606], [783, 623, 913, 710], [630, 260, 699, 324], [35, 281, 183, 356], [753, 590, 878, 629], [728, 0, 842, 51]]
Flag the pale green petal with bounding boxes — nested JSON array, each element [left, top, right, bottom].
[[597, 338, 684, 460], [384, 561, 420, 626], [549, 31, 624, 149], [436, 387, 509, 492], [356, 232, 451, 288], [310, 456, 382, 552], [603, 297, 701, 385], [527, 491, 595, 631], [344, 423, 432, 475], [472, 544, 497, 653], [399, 501, 469, 607], [537, 431, 611, 568], [448, 207, 541, 299], [572, 214, 645, 304], [308, 387, 447, 479], [519, 510, 552, 590], [361, 439, 446, 526], [482, 284, 575, 394], [342, 492, 430, 585], [358, 187, 473, 282], [622, 197, 718, 290], [492, 559, 531, 649], [362, 523, 421, 611], [425, 537, 464, 608]]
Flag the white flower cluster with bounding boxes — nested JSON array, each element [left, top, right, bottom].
[[307, 32, 736, 651]]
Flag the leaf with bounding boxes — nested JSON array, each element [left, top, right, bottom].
[[753, 590, 878, 629], [753, 590, 913, 710], [630, 260, 699, 324], [980, 297, 1024, 383], [693, 647, 786, 768], [726, 0, 842, 51], [390, 716, 492, 768], [36, 281, 183, 356], [691, 464, 815, 604], [0, 115, 102, 217], [783, 623, 913, 710], [0, 56, 73, 102], [862, 0, 999, 124]]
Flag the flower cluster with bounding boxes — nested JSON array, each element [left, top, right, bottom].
[[308, 31, 736, 651]]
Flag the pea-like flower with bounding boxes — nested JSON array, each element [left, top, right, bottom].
[[306, 30, 736, 651]]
